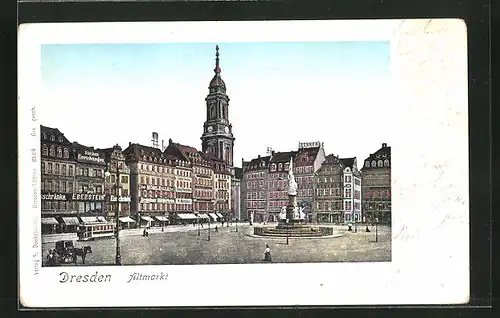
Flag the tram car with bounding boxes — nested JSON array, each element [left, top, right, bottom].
[[77, 222, 116, 241]]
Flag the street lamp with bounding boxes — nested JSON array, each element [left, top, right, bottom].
[[197, 213, 200, 236], [376, 205, 381, 243], [208, 214, 211, 241], [286, 218, 289, 245]]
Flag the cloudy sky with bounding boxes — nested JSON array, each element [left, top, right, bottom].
[[40, 41, 392, 169]]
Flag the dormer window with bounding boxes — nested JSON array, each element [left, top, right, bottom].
[[42, 133, 47, 140], [384, 159, 390, 167], [383, 153, 387, 158], [50, 135, 55, 141], [58, 137, 63, 142], [278, 163, 283, 171], [371, 160, 376, 167], [284, 163, 289, 171], [57, 147, 62, 158], [270, 164, 277, 172], [42, 144, 48, 156], [376, 154, 380, 158], [377, 160, 383, 167], [365, 161, 370, 168], [49, 145, 55, 156]]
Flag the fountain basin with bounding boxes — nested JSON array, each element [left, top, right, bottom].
[[254, 224, 334, 237]]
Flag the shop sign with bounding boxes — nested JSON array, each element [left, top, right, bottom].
[[110, 196, 131, 203], [77, 150, 105, 165], [41, 193, 70, 201], [140, 197, 175, 204], [72, 193, 106, 201], [175, 198, 192, 204]]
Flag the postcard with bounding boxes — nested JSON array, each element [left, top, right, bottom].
[[18, 19, 469, 307]]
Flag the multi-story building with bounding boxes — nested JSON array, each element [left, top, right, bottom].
[[294, 142, 326, 223], [313, 154, 344, 224], [40, 125, 78, 234], [201, 45, 235, 168], [231, 167, 243, 221], [123, 143, 178, 227], [212, 156, 232, 221], [340, 157, 362, 223], [268, 151, 296, 222], [361, 143, 392, 224], [241, 155, 271, 223], [164, 140, 198, 222], [100, 145, 132, 227], [71, 142, 107, 227]]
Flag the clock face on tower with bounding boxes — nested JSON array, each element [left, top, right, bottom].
[[224, 127, 229, 133], [207, 126, 213, 133]]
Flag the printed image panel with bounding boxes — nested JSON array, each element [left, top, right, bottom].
[[18, 19, 469, 308]]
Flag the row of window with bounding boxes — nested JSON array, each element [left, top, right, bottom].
[[269, 191, 287, 200], [297, 189, 314, 197], [107, 175, 129, 185], [268, 180, 287, 190], [41, 144, 70, 159], [315, 176, 341, 184], [294, 166, 314, 174], [42, 200, 77, 211], [315, 188, 342, 197], [247, 201, 266, 209], [194, 202, 214, 211], [316, 201, 343, 211], [363, 202, 391, 210], [194, 167, 213, 176], [42, 134, 63, 142], [193, 190, 213, 199], [215, 202, 229, 211], [195, 178, 212, 187], [41, 180, 75, 193], [42, 162, 74, 176], [365, 159, 390, 168], [269, 201, 288, 208], [246, 191, 265, 200], [215, 181, 230, 189], [140, 203, 187, 211], [78, 167, 104, 178], [106, 188, 130, 196], [216, 191, 229, 200], [139, 176, 175, 187], [107, 202, 130, 213], [363, 190, 391, 198], [246, 172, 266, 180], [269, 162, 290, 172], [362, 178, 391, 186], [140, 190, 177, 199], [246, 180, 265, 189]]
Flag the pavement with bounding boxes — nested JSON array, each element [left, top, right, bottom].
[[41, 223, 391, 266]]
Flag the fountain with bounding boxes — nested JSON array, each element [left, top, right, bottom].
[[253, 158, 337, 238]]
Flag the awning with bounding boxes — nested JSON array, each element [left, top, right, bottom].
[[97, 216, 107, 223], [209, 213, 219, 220], [80, 216, 99, 223], [216, 213, 224, 219], [155, 216, 169, 222], [61, 217, 80, 226], [198, 213, 209, 219], [141, 216, 154, 222], [41, 217, 59, 225], [119, 216, 136, 223], [177, 213, 197, 220]]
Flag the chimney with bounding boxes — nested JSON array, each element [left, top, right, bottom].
[[258, 155, 261, 159], [162, 140, 165, 151], [382, 143, 387, 148], [129, 142, 131, 146], [169, 138, 173, 145], [152, 132, 159, 148], [271, 150, 275, 155]]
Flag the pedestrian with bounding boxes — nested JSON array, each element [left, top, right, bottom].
[[264, 244, 272, 262], [215, 225, 218, 233], [143, 229, 147, 237]]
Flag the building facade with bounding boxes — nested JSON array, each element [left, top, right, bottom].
[[201, 45, 235, 167], [231, 167, 243, 221], [361, 143, 391, 224], [241, 156, 271, 223], [340, 157, 362, 223], [212, 157, 232, 221], [268, 151, 296, 222], [40, 126, 78, 234], [313, 154, 344, 224], [100, 145, 131, 227], [294, 142, 326, 223], [123, 143, 179, 227]]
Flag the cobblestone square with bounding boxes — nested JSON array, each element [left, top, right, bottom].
[[42, 223, 391, 266]]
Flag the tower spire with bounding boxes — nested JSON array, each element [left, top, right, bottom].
[[214, 45, 221, 74]]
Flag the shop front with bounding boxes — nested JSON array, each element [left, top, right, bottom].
[[41, 217, 60, 234]]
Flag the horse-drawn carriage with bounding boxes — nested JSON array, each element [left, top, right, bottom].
[[46, 240, 92, 266]]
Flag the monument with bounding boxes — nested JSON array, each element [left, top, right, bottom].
[[253, 158, 336, 238]]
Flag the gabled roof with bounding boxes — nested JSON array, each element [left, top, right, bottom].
[[40, 125, 72, 145], [340, 157, 356, 169], [364, 143, 391, 162], [269, 151, 297, 163], [242, 155, 271, 171]]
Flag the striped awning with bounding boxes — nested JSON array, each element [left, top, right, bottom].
[[177, 213, 197, 220], [216, 213, 224, 219], [97, 216, 107, 223], [198, 213, 209, 219], [141, 216, 154, 222], [155, 216, 169, 221], [80, 216, 99, 224], [209, 213, 219, 220], [61, 217, 80, 225], [41, 217, 59, 225], [119, 216, 136, 223]]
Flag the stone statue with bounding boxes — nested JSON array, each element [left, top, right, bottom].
[[279, 206, 287, 220], [287, 158, 298, 196], [299, 206, 306, 220]]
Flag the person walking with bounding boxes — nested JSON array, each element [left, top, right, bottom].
[[264, 244, 272, 262], [215, 225, 218, 233]]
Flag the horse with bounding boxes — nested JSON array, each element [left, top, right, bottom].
[[73, 246, 92, 264]]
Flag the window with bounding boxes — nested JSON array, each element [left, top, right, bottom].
[[55, 163, 60, 175], [49, 145, 55, 156], [270, 164, 276, 172], [378, 160, 383, 167], [47, 162, 53, 174], [50, 135, 55, 141], [345, 189, 352, 198], [42, 145, 48, 156], [57, 147, 62, 158], [371, 160, 376, 167], [68, 166, 73, 176], [384, 159, 390, 167]]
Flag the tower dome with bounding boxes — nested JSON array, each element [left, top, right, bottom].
[[209, 45, 226, 90]]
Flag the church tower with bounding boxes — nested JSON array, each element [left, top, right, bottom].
[[201, 45, 235, 167]]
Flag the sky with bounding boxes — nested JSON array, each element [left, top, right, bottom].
[[40, 41, 392, 169]]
